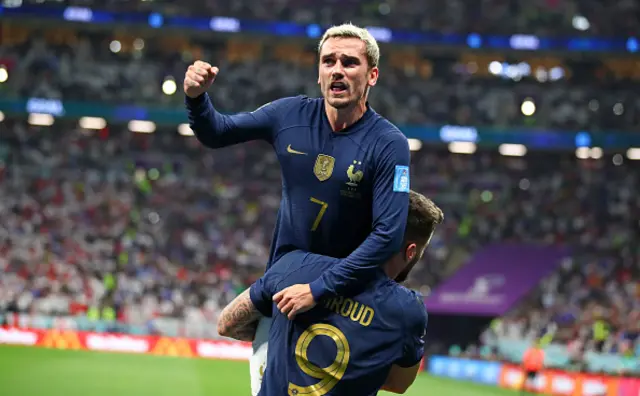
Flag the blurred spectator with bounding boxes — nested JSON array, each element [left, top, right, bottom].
[[2, 26, 640, 131], [24, 0, 640, 37]]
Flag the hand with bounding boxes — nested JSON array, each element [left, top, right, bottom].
[[184, 60, 219, 98], [273, 284, 316, 320]]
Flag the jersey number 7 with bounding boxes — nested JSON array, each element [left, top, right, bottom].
[[288, 323, 351, 396], [309, 197, 329, 232]]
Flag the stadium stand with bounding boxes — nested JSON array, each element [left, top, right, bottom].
[[17, 0, 640, 36], [1, 25, 640, 130]]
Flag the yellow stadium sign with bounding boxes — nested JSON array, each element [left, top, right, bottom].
[[41, 330, 82, 350], [151, 337, 193, 357]]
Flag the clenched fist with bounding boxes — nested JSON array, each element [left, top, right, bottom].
[[184, 60, 219, 99]]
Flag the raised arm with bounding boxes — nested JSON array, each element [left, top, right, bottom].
[[184, 60, 296, 148]]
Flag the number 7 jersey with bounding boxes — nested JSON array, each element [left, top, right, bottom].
[[187, 93, 411, 300], [250, 251, 428, 396]]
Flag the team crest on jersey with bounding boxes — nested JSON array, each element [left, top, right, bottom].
[[314, 154, 335, 182], [346, 160, 364, 187]]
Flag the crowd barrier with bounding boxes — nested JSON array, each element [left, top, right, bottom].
[[428, 356, 640, 396], [0, 326, 252, 361]]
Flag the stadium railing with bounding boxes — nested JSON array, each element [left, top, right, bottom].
[[495, 339, 640, 375], [428, 355, 640, 395]]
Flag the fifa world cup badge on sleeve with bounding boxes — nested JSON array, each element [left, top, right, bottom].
[[393, 165, 410, 192]]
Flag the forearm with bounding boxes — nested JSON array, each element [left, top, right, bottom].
[[309, 229, 402, 300], [185, 93, 273, 148], [217, 289, 263, 342]]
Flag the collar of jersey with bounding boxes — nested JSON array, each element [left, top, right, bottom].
[[322, 100, 375, 135]]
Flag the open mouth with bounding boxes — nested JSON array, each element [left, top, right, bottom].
[[330, 81, 347, 94]]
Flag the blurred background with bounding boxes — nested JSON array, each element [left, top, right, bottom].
[[0, 0, 639, 395]]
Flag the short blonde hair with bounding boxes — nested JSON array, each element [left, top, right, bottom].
[[317, 23, 380, 68]]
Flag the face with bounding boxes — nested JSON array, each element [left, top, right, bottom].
[[318, 37, 379, 110]]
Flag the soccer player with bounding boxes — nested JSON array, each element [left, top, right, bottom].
[[217, 191, 444, 395], [183, 24, 411, 395]]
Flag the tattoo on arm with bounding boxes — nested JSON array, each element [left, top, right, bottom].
[[218, 288, 262, 342]]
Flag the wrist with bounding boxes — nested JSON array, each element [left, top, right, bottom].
[[309, 278, 328, 302], [184, 92, 210, 112]]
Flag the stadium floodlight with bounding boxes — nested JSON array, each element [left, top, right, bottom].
[[448, 142, 476, 154], [627, 148, 640, 160], [521, 99, 536, 116], [612, 154, 624, 166], [575, 147, 590, 159], [407, 138, 422, 151], [498, 143, 527, 157], [109, 40, 122, 53], [589, 147, 603, 159], [133, 38, 145, 50], [79, 117, 107, 130], [0, 66, 7, 83], [162, 78, 177, 96], [0, 111, 4, 122], [28, 113, 54, 126], [177, 123, 194, 136], [128, 120, 156, 134]]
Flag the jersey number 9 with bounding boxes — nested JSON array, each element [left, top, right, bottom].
[[288, 323, 351, 396]]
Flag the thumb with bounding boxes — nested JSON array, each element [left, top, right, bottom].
[[208, 66, 219, 79]]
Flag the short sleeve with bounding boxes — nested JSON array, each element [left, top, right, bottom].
[[250, 274, 276, 317], [395, 292, 428, 368]]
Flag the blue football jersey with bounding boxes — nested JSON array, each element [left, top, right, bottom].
[[187, 94, 411, 300], [250, 251, 428, 396]]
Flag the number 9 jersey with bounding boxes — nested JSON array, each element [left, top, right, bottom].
[[250, 251, 428, 396]]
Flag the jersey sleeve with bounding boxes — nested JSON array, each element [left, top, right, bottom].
[[249, 251, 317, 316], [185, 93, 299, 148], [249, 275, 275, 318], [309, 131, 411, 301], [395, 292, 428, 368]]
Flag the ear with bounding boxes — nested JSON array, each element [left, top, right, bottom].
[[368, 66, 379, 87], [405, 242, 417, 262]]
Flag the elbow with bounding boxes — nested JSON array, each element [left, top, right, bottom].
[[217, 315, 230, 338], [192, 128, 224, 149], [382, 384, 409, 394]]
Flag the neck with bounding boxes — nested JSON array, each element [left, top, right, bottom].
[[324, 99, 367, 132]]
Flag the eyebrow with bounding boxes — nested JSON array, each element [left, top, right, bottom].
[[321, 53, 361, 62]]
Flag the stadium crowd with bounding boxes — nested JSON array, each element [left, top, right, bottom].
[[21, 0, 640, 37], [0, 118, 638, 365], [2, 28, 640, 131]]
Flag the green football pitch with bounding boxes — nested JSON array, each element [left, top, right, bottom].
[[0, 345, 518, 396]]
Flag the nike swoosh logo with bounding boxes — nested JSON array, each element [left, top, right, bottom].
[[287, 144, 308, 155]]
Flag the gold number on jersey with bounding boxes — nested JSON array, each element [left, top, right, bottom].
[[288, 323, 351, 396], [309, 197, 329, 231]]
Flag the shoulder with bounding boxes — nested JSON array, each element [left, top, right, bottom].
[[260, 96, 323, 129], [367, 115, 408, 152], [253, 95, 307, 112], [392, 286, 428, 333]]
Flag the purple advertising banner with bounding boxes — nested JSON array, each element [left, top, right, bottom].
[[425, 244, 568, 316]]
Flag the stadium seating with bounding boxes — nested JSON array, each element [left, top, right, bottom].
[[1, 24, 640, 130], [17, 0, 640, 36]]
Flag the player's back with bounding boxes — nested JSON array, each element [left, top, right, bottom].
[[255, 252, 427, 396]]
